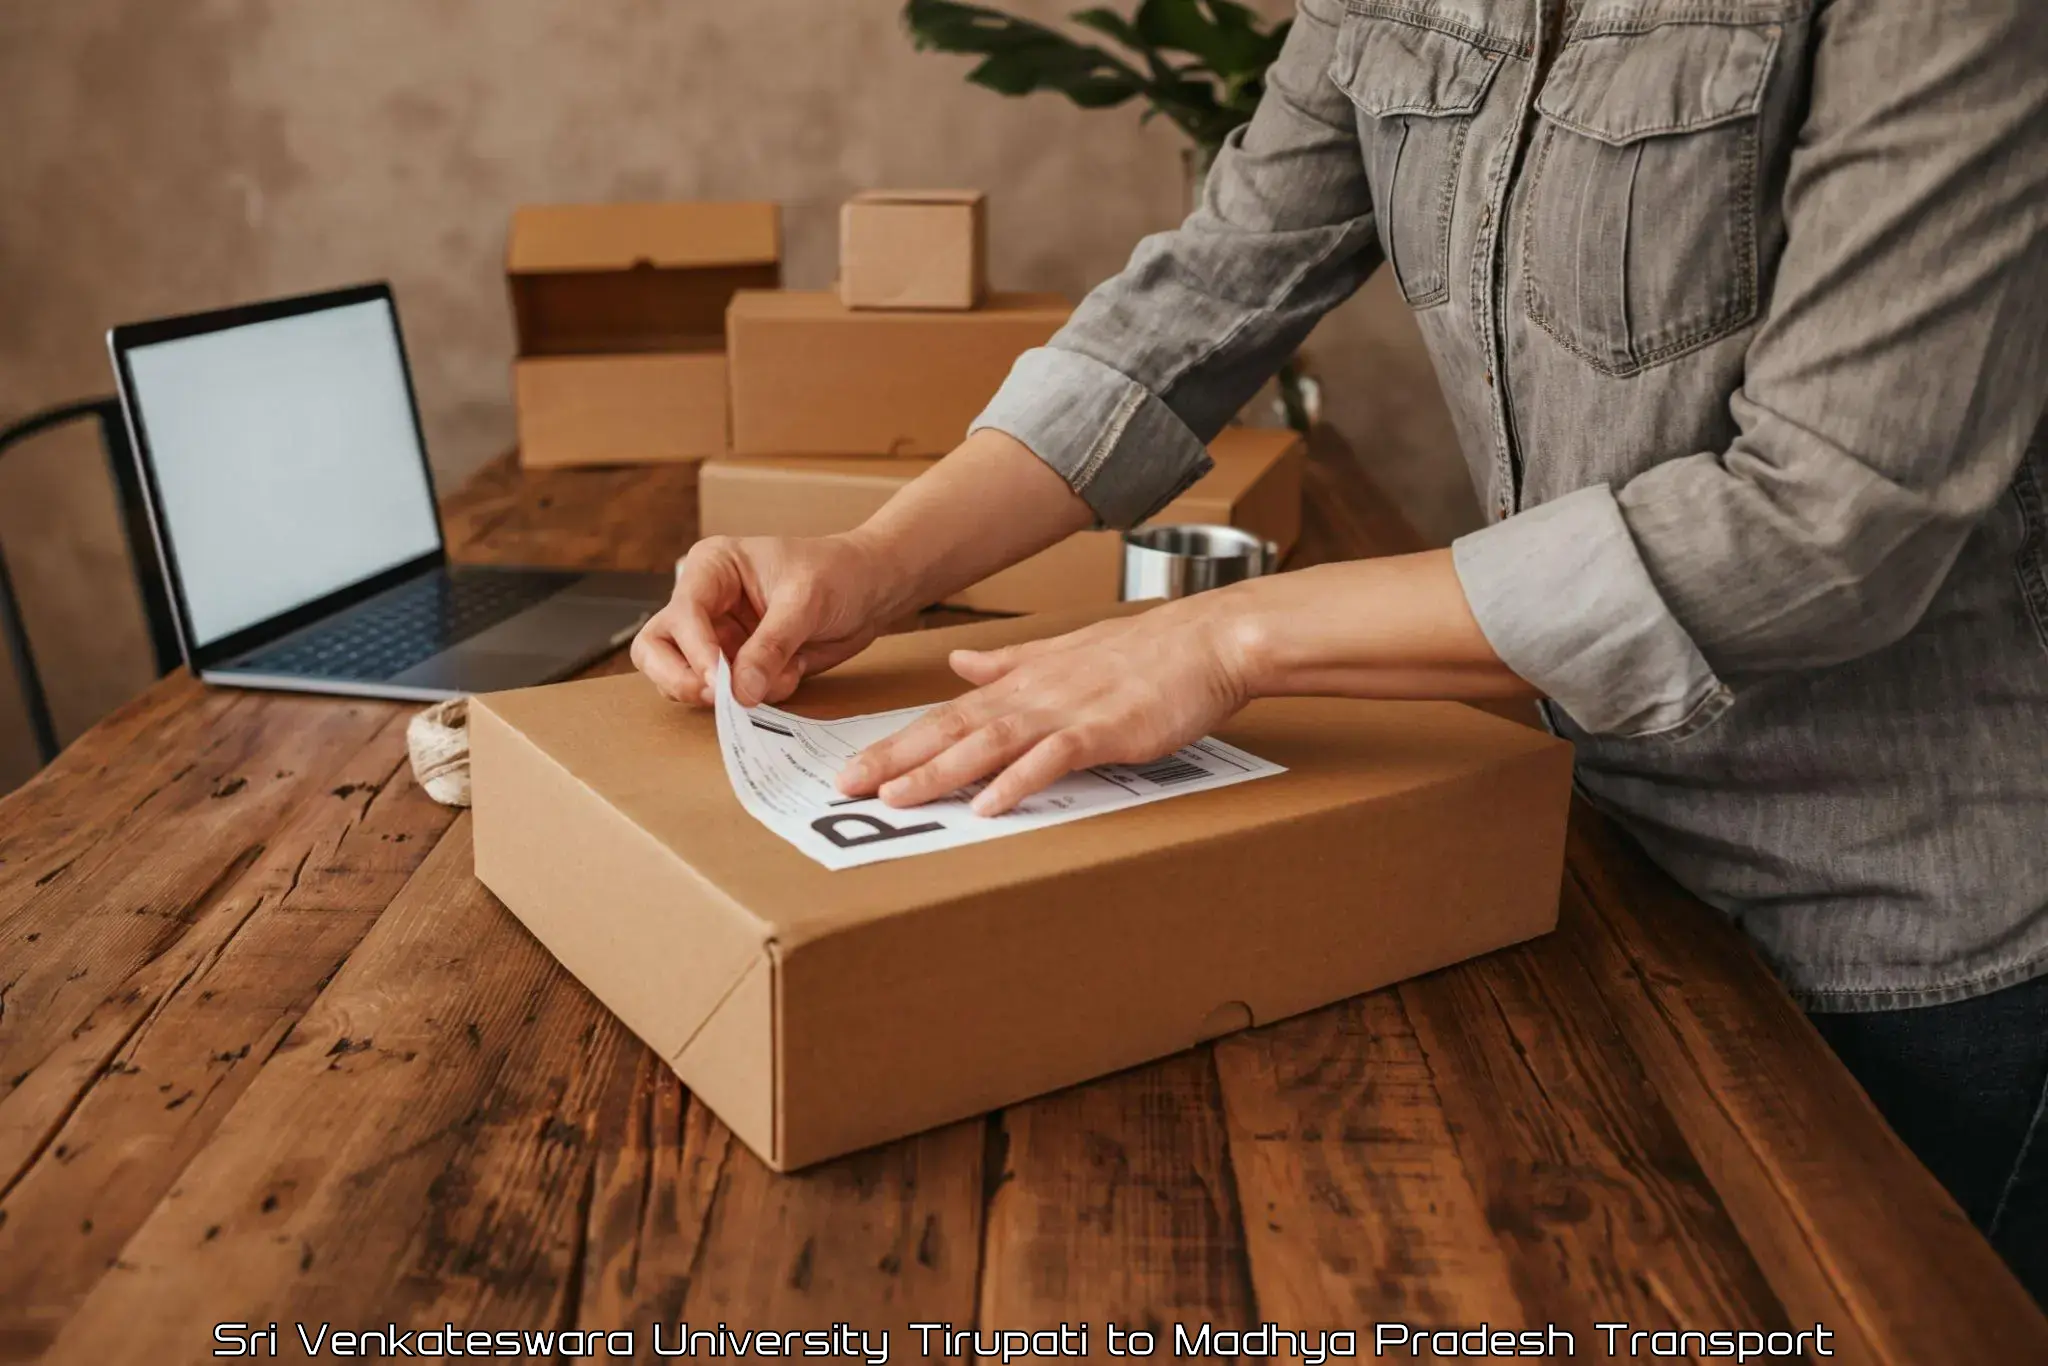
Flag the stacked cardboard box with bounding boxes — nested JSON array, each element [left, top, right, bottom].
[[725, 190, 1064, 458], [838, 189, 988, 310], [503, 190, 1306, 613], [725, 289, 1072, 457], [705, 189, 1307, 611], [509, 201, 780, 468], [699, 426, 1304, 613]]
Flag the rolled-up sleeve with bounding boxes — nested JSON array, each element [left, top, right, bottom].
[[1454, 0, 2048, 738], [1454, 487, 1734, 737], [970, 0, 1382, 527]]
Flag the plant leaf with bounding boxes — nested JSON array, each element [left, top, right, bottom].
[[904, 0, 1146, 105], [1069, 6, 1144, 51], [1133, 0, 1272, 74], [902, 0, 1284, 149]]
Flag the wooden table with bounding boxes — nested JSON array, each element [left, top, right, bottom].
[[2, 441, 2043, 1365]]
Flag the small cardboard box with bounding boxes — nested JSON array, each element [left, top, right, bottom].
[[508, 202, 780, 466], [725, 290, 1069, 457], [839, 190, 988, 311], [470, 607, 1574, 1171], [698, 427, 1305, 613]]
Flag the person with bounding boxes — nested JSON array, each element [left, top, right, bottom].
[[634, 0, 2048, 1297]]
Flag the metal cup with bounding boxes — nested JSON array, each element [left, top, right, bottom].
[[1119, 524, 1281, 601]]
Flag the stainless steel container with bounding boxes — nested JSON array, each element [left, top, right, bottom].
[[1120, 524, 1280, 601]]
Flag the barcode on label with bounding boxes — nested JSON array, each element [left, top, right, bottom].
[[1128, 756, 1210, 788]]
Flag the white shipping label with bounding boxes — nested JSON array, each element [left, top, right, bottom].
[[712, 656, 1284, 870]]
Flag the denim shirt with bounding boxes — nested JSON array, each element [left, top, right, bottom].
[[972, 0, 2048, 1010]]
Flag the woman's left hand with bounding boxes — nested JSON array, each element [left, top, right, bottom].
[[836, 599, 1255, 817]]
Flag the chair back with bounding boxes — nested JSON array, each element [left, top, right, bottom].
[[0, 398, 181, 766]]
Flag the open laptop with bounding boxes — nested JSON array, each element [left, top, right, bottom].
[[108, 282, 667, 700]]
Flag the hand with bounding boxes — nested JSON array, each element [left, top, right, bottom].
[[631, 532, 906, 707], [836, 598, 1257, 817]]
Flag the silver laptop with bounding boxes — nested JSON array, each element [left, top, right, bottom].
[[108, 283, 666, 701]]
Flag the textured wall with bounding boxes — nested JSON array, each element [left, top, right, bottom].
[[0, 0, 1475, 789]]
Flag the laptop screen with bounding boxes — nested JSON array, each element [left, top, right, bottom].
[[121, 295, 444, 650]]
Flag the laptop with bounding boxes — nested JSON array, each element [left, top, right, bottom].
[[108, 282, 667, 701]]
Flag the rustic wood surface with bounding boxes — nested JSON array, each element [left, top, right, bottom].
[[1, 438, 2043, 1365]]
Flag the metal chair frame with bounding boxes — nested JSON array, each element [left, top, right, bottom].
[[0, 398, 182, 765]]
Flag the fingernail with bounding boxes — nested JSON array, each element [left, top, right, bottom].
[[737, 666, 766, 701], [879, 778, 910, 805], [838, 763, 865, 793]]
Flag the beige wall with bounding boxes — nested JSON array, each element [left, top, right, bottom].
[[0, 0, 1476, 791]]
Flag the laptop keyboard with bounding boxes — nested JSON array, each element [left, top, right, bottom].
[[237, 570, 570, 682]]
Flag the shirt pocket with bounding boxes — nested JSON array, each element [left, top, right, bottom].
[[1329, 5, 1509, 309], [1520, 20, 1781, 375]]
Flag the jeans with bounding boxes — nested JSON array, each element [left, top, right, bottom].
[[1810, 970, 2048, 1305]]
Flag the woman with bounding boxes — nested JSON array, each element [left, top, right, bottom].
[[635, 0, 2047, 1294]]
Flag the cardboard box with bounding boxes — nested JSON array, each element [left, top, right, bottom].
[[839, 190, 988, 310], [509, 202, 778, 466], [698, 427, 1305, 613], [515, 353, 728, 467], [508, 201, 781, 355], [470, 607, 1574, 1171], [725, 290, 1069, 456]]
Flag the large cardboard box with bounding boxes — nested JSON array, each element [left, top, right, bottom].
[[725, 290, 1069, 456], [839, 190, 988, 310], [508, 202, 780, 466], [698, 427, 1305, 613], [470, 607, 1574, 1171]]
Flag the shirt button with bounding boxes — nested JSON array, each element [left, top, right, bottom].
[[1483, 370, 1495, 387]]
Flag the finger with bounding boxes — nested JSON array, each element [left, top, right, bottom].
[[838, 698, 985, 796], [749, 630, 875, 708], [948, 648, 1014, 686], [713, 616, 750, 662], [731, 583, 816, 706], [793, 632, 875, 682], [765, 656, 805, 705], [971, 729, 1097, 816], [878, 713, 1050, 808], [630, 624, 703, 704], [951, 621, 1117, 685], [668, 551, 743, 685]]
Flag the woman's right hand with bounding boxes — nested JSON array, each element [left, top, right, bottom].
[[630, 531, 908, 708], [633, 429, 1095, 708]]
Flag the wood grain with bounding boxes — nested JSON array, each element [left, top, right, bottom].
[[441, 455, 697, 573], [1562, 807, 2048, 1362], [0, 694, 394, 1198], [577, 1051, 985, 1355], [0, 441, 2040, 1365], [1215, 992, 1529, 1333], [0, 679, 240, 905], [0, 710, 455, 1358], [41, 820, 633, 1363], [980, 1052, 1251, 1356], [1393, 914, 1788, 1339]]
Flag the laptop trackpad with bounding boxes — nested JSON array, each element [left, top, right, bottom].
[[467, 595, 643, 654], [395, 649, 582, 694], [390, 595, 650, 693]]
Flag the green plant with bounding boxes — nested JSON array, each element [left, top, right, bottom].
[[902, 0, 1291, 159], [902, 0, 1319, 433]]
